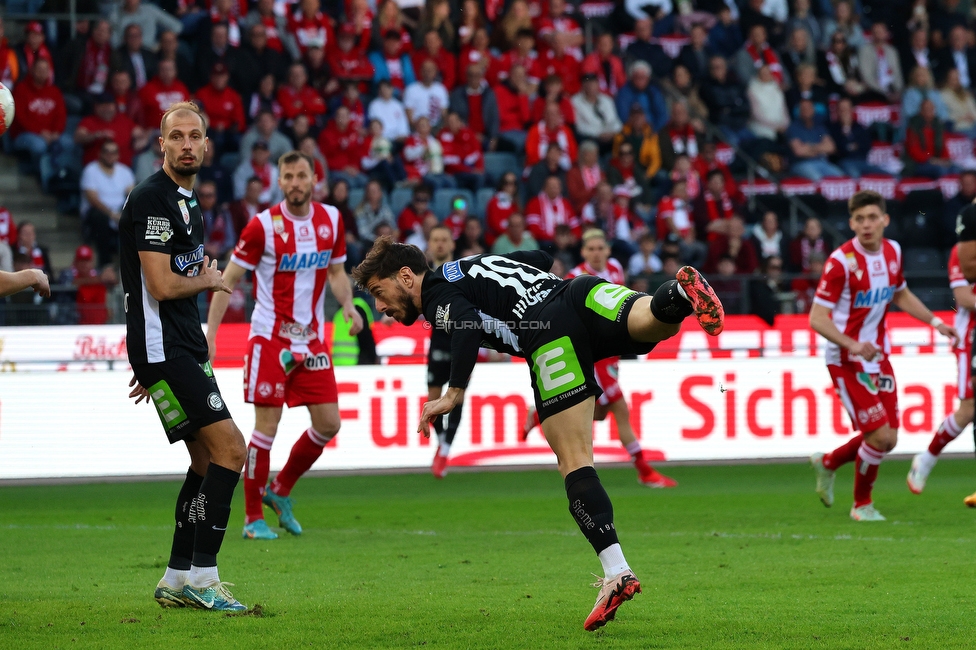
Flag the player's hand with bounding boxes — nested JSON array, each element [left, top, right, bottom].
[[201, 256, 232, 294], [128, 374, 151, 405], [848, 341, 880, 362], [937, 323, 960, 347], [417, 396, 456, 438], [207, 338, 217, 364], [343, 303, 364, 335], [30, 269, 50, 298]]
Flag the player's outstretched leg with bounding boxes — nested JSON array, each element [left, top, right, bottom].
[[542, 398, 641, 631], [155, 467, 203, 607], [431, 404, 463, 479], [811, 435, 862, 508], [629, 267, 725, 345], [242, 430, 278, 540], [909, 408, 969, 494], [675, 267, 725, 336]]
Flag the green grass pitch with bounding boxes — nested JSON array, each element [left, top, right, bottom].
[[2, 458, 976, 649]]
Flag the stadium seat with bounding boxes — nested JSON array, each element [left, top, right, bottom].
[[483, 152, 519, 184], [474, 187, 495, 219], [433, 188, 475, 220], [390, 187, 414, 217]]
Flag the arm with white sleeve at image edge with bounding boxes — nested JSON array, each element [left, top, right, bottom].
[[957, 204, 976, 282]]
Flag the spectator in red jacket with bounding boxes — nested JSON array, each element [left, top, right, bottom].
[[331, 23, 375, 93], [195, 62, 246, 153], [277, 62, 327, 126], [497, 28, 545, 88], [534, 0, 583, 60], [439, 110, 485, 192], [75, 92, 144, 167], [582, 32, 626, 96], [494, 63, 532, 152], [525, 174, 580, 245], [530, 74, 575, 126], [288, 0, 336, 57], [525, 101, 578, 171], [903, 98, 959, 178], [412, 30, 457, 91], [397, 183, 435, 242], [485, 171, 521, 246], [458, 27, 494, 84], [318, 105, 368, 188], [537, 33, 582, 96], [110, 68, 144, 124], [137, 58, 190, 131], [10, 58, 69, 183], [70, 244, 117, 325], [704, 216, 759, 275], [565, 141, 606, 214]]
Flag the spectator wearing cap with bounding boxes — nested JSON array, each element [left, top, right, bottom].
[[319, 105, 368, 189], [566, 141, 606, 214], [615, 60, 668, 131], [397, 184, 435, 243], [111, 23, 157, 90], [368, 80, 410, 143], [195, 63, 246, 154], [582, 32, 626, 96], [403, 59, 450, 128], [412, 30, 457, 91], [195, 21, 245, 92], [137, 58, 191, 131], [525, 101, 578, 173], [243, 0, 300, 62], [493, 63, 532, 153], [80, 140, 135, 266], [10, 58, 69, 185], [237, 21, 289, 100], [15, 21, 54, 86], [449, 62, 499, 151], [109, 0, 183, 49], [572, 72, 623, 155], [370, 30, 416, 99], [70, 245, 117, 325], [439, 111, 486, 192], [625, 18, 673, 81], [277, 62, 327, 125], [75, 92, 144, 167], [234, 141, 281, 204], [331, 23, 376, 92]]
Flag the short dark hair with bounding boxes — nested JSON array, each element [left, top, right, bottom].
[[848, 189, 885, 215], [352, 236, 430, 289], [278, 150, 315, 172], [707, 169, 725, 182], [160, 100, 207, 135]]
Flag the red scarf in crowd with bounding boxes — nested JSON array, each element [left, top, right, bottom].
[[252, 161, 271, 192], [745, 42, 783, 84], [669, 123, 698, 158], [79, 38, 109, 92], [539, 193, 568, 235], [581, 164, 601, 190], [704, 190, 733, 241]]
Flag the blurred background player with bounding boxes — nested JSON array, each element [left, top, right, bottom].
[[425, 223, 465, 479], [207, 151, 363, 540], [809, 191, 957, 522], [521, 229, 676, 488], [907, 244, 975, 495]]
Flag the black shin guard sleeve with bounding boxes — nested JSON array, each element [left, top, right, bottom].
[[169, 468, 204, 570], [433, 414, 444, 436], [564, 466, 619, 554], [191, 463, 240, 568], [444, 403, 464, 445], [650, 279, 694, 324]]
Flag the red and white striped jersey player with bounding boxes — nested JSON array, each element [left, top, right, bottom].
[[907, 244, 976, 494], [521, 229, 677, 487], [207, 151, 364, 540], [808, 191, 957, 521]]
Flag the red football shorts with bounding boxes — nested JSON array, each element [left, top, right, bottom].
[[955, 344, 974, 401], [243, 336, 337, 407], [594, 357, 624, 407], [828, 359, 899, 432]]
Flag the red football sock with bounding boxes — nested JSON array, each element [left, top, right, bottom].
[[625, 441, 653, 475], [244, 431, 274, 524], [928, 415, 963, 455], [823, 434, 863, 470], [270, 427, 330, 497], [853, 441, 885, 508]]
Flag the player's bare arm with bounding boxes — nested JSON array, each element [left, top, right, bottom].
[[0, 268, 50, 298], [810, 302, 880, 361], [892, 287, 959, 345], [953, 285, 976, 312], [958, 241, 976, 282], [140, 251, 232, 301], [418, 387, 466, 436], [327, 263, 364, 336], [205, 260, 248, 362]]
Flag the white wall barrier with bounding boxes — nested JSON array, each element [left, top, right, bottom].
[[0, 355, 971, 479]]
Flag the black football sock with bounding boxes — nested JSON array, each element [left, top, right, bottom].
[[650, 279, 694, 324], [433, 414, 445, 437], [168, 468, 204, 570], [190, 463, 240, 568], [565, 466, 619, 554], [443, 403, 464, 446]]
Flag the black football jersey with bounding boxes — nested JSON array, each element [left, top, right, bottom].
[[958, 203, 976, 243], [420, 250, 560, 387], [120, 169, 209, 365]]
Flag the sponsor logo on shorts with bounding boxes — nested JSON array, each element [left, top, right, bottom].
[[877, 374, 895, 392], [442, 260, 464, 282], [207, 392, 224, 411], [857, 409, 868, 423], [856, 372, 879, 395], [257, 382, 273, 398], [278, 321, 317, 341], [304, 352, 331, 371], [174, 245, 205, 273]]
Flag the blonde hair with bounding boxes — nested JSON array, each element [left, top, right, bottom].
[[160, 101, 208, 135], [581, 229, 608, 245]]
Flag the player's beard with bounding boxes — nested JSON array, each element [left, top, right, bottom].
[[286, 186, 312, 210], [170, 154, 202, 177], [390, 283, 421, 325]]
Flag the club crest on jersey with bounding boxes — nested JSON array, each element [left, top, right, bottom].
[[845, 252, 861, 280], [853, 286, 895, 308], [888, 260, 898, 275], [178, 199, 190, 224], [442, 260, 464, 282], [278, 250, 332, 271], [317, 224, 331, 240], [174, 245, 205, 272], [272, 212, 288, 242]]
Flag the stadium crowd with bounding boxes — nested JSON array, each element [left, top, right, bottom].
[[0, 0, 973, 326]]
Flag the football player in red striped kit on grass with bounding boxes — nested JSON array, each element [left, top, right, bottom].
[[207, 150, 363, 540], [809, 190, 958, 521]]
